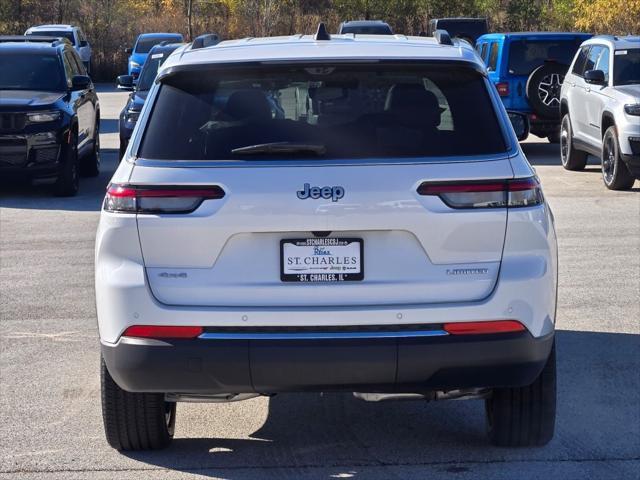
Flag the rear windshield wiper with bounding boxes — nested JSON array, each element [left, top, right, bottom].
[[231, 142, 326, 157]]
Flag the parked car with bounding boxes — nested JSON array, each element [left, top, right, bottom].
[[25, 24, 92, 73], [125, 32, 184, 79], [560, 35, 640, 190], [116, 42, 185, 159], [0, 36, 99, 196], [476, 32, 592, 142], [97, 26, 558, 451], [337, 20, 393, 35], [427, 18, 488, 44]]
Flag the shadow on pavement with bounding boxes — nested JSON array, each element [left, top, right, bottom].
[[123, 329, 640, 477], [101, 118, 120, 135], [0, 148, 119, 211]]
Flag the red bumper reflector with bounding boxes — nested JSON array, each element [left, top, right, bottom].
[[122, 325, 203, 339], [444, 320, 526, 335]]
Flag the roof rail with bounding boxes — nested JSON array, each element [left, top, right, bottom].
[[433, 29, 453, 46], [593, 34, 618, 41], [315, 22, 331, 41], [191, 33, 220, 49], [0, 35, 69, 46]]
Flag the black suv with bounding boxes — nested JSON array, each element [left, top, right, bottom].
[[0, 36, 100, 196]]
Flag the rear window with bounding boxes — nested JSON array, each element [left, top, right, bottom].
[[135, 36, 182, 54], [139, 63, 507, 161], [27, 30, 75, 45], [508, 40, 583, 75], [340, 25, 393, 35]]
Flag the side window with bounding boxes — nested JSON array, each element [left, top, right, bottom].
[[584, 45, 603, 73], [61, 52, 75, 87], [595, 47, 610, 83], [69, 50, 87, 75], [572, 46, 590, 76], [488, 42, 499, 71], [480, 43, 488, 62]]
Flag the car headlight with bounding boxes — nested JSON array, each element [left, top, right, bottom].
[[27, 111, 61, 123], [124, 109, 140, 125], [129, 61, 140, 68], [624, 104, 640, 116]]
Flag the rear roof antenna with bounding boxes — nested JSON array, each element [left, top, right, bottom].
[[315, 22, 331, 41]]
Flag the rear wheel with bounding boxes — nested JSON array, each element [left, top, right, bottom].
[[560, 114, 587, 171], [80, 118, 100, 177], [602, 126, 635, 190], [485, 341, 556, 447], [101, 357, 175, 451], [53, 129, 79, 197], [119, 138, 127, 163]]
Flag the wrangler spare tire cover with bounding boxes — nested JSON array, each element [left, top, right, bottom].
[[526, 63, 567, 119]]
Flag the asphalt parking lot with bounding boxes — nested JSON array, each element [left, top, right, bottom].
[[1, 85, 638, 479]]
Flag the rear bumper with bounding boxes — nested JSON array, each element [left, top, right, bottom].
[[102, 330, 554, 394]]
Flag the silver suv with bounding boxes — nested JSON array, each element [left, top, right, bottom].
[[560, 36, 640, 190]]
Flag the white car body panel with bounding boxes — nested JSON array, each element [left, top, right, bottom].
[[96, 35, 557, 347]]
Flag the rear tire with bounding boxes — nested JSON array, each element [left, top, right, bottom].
[[101, 357, 175, 451], [560, 114, 587, 171], [119, 138, 127, 163], [547, 130, 560, 144], [80, 118, 100, 177], [485, 340, 556, 447], [53, 129, 79, 197], [602, 126, 635, 190]]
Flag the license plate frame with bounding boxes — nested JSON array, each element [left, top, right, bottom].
[[280, 238, 364, 283]]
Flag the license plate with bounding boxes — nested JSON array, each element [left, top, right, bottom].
[[280, 238, 364, 282]]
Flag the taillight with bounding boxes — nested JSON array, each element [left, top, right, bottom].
[[122, 325, 203, 339], [495, 82, 510, 96], [417, 177, 543, 209], [104, 183, 225, 214], [444, 320, 525, 335]]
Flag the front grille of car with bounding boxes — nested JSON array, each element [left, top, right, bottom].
[[0, 138, 28, 167], [0, 113, 27, 132]]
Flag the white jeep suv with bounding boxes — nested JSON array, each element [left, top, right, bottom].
[[560, 35, 640, 189], [96, 27, 558, 451], [25, 24, 92, 73]]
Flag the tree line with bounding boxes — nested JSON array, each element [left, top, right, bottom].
[[1, 0, 639, 81]]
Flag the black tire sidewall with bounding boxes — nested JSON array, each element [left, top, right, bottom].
[[54, 130, 79, 196], [602, 126, 635, 190]]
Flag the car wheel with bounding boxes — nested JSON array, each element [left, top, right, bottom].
[[560, 114, 587, 171], [119, 139, 128, 163], [80, 119, 100, 177], [602, 126, 635, 190], [526, 63, 567, 119], [485, 340, 556, 447], [101, 357, 175, 451], [53, 129, 80, 197], [547, 130, 560, 143]]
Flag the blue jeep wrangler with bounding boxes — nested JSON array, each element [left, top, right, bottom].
[[476, 32, 592, 142]]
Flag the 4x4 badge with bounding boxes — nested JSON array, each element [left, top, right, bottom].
[[297, 183, 345, 202]]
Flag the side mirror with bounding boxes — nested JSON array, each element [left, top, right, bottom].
[[584, 69, 606, 85], [507, 111, 530, 142], [79, 40, 89, 47], [71, 75, 91, 90], [124, 47, 133, 54], [116, 74, 135, 90]]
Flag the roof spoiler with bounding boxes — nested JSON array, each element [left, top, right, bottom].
[[191, 33, 220, 50], [433, 29, 453, 46]]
